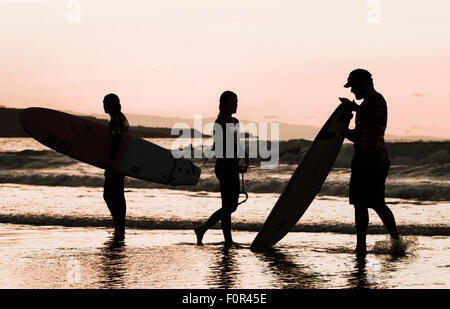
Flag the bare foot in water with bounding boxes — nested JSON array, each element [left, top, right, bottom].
[[114, 228, 125, 241], [194, 227, 203, 245], [224, 240, 237, 249], [390, 237, 407, 255]]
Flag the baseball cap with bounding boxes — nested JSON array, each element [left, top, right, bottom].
[[344, 69, 372, 88]]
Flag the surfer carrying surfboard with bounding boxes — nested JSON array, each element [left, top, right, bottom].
[[339, 69, 406, 256], [103, 93, 129, 239], [194, 91, 249, 246]]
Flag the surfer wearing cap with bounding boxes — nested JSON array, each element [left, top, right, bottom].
[[103, 93, 129, 239], [194, 91, 249, 246], [339, 69, 406, 256]]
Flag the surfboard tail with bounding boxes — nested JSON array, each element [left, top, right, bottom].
[[191, 162, 201, 185], [173, 162, 201, 186]]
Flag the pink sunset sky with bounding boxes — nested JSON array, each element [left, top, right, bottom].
[[0, 0, 449, 137]]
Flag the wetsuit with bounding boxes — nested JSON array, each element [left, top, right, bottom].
[[215, 115, 240, 216], [103, 112, 129, 232], [199, 114, 241, 243], [345, 90, 389, 207]]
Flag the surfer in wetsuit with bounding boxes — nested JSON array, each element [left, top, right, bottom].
[[339, 69, 406, 256], [103, 93, 129, 239], [194, 91, 248, 246]]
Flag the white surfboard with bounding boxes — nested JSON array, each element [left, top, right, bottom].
[[19, 107, 201, 185], [119, 135, 201, 185], [250, 104, 352, 252]]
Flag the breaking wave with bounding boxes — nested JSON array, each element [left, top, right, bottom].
[[0, 150, 76, 170], [0, 140, 449, 200], [3, 140, 450, 169], [1, 167, 449, 201]]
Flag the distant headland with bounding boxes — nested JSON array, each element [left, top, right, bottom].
[[0, 107, 206, 138]]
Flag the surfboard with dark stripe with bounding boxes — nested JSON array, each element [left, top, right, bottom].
[[19, 107, 200, 185]]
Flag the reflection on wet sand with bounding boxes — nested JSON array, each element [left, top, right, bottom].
[[99, 235, 127, 288], [347, 253, 409, 289], [347, 257, 373, 288], [256, 249, 323, 289], [206, 244, 240, 289]]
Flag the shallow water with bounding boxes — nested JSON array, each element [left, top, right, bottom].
[[0, 184, 448, 235], [0, 138, 449, 288], [0, 224, 448, 289]]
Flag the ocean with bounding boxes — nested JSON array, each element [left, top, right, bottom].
[[0, 138, 449, 288]]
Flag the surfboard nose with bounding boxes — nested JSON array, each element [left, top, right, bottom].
[[19, 107, 42, 136], [19, 108, 31, 130]]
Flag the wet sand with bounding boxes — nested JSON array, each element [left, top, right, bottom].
[[0, 224, 449, 289]]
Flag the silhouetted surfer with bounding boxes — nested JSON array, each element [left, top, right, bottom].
[[339, 69, 406, 256], [103, 93, 129, 239], [194, 91, 248, 246]]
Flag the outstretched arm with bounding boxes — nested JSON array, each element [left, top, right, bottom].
[[339, 97, 386, 124]]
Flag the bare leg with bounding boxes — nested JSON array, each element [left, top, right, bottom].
[[115, 189, 126, 239], [373, 204, 399, 240], [104, 174, 126, 240], [221, 212, 233, 245], [354, 205, 369, 255], [195, 209, 223, 245]]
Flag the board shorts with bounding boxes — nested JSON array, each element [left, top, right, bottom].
[[215, 159, 240, 214], [349, 151, 390, 208]]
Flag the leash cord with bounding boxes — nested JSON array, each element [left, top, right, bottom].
[[238, 173, 248, 205]]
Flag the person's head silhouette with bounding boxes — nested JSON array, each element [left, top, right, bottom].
[[344, 69, 374, 100], [103, 93, 121, 115], [219, 91, 238, 117]]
